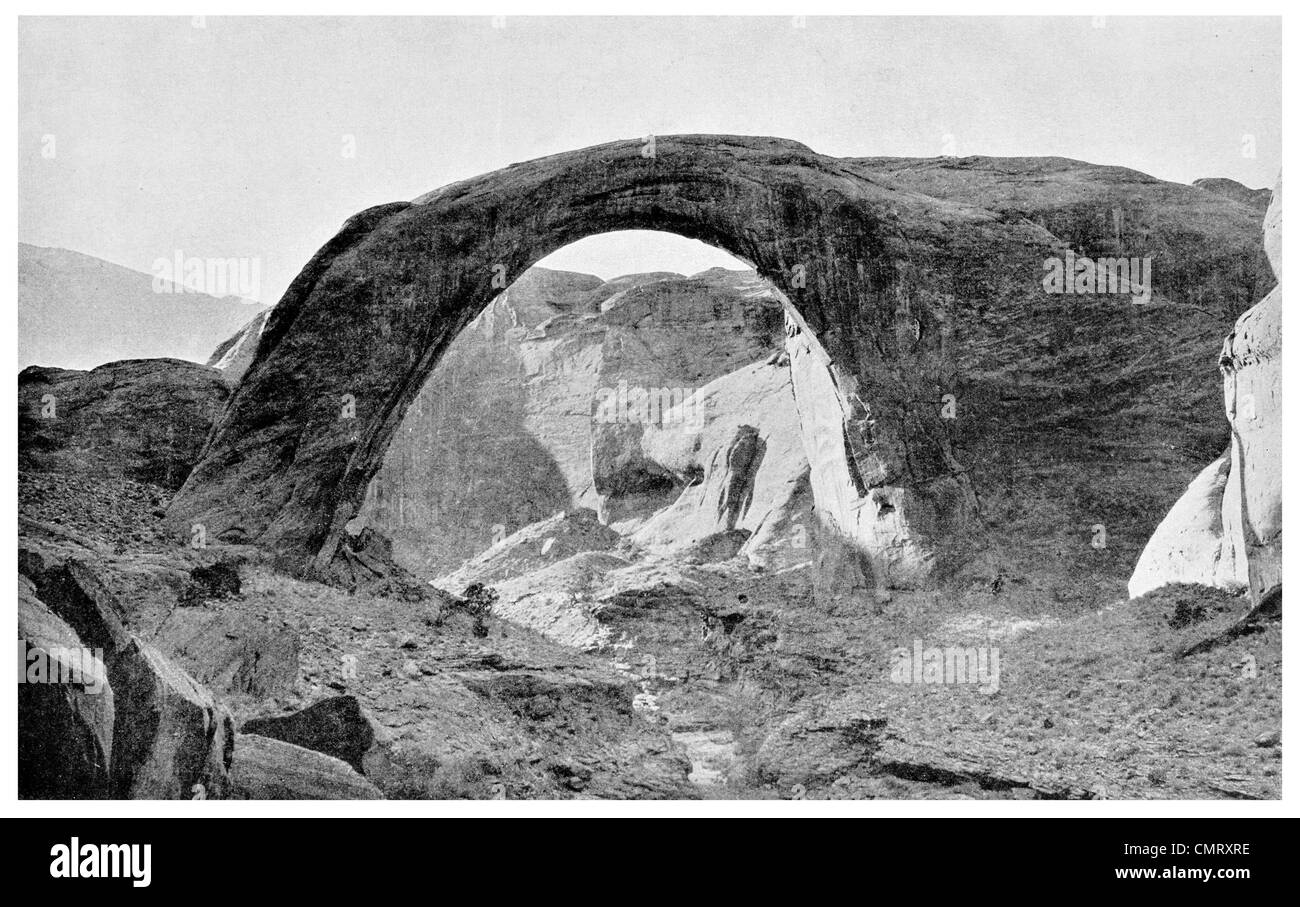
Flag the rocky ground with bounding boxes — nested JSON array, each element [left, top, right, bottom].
[[18, 469, 1281, 799]]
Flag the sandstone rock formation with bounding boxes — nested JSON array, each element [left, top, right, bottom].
[[167, 136, 988, 586], [631, 356, 814, 571], [171, 137, 1272, 596], [1129, 176, 1281, 601], [240, 694, 389, 777], [19, 556, 235, 799], [20, 359, 229, 490], [230, 733, 383, 799], [349, 266, 784, 575], [18, 576, 115, 798]]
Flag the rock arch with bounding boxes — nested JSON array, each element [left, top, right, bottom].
[[168, 135, 977, 584]]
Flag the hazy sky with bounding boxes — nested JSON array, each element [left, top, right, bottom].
[[18, 16, 1282, 301]]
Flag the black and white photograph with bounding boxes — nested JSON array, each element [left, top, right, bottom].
[[7, 7, 1294, 842]]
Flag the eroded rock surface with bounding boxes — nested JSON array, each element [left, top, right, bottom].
[[19, 358, 228, 490], [230, 734, 383, 800], [1130, 176, 1281, 600], [169, 136, 995, 584], [18, 553, 235, 800], [176, 138, 1271, 596]]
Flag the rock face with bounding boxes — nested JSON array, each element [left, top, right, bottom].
[[1130, 176, 1281, 600], [207, 309, 269, 381], [167, 136, 987, 586], [18, 556, 235, 799], [19, 358, 229, 491], [18, 576, 115, 798], [1128, 455, 1242, 597], [240, 695, 388, 777], [631, 356, 813, 571], [169, 138, 1273, 594], [150, 606, 301, 699], [229, 734, 383, 800], [1219, 178, 1282, 599], [347, 266, 784, 575]]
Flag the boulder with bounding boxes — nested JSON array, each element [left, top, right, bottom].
[[229, 734, 383, 800], [109, 637, 236, 799], [1128, 454, 1245, 598], [18, 578, 115, 799], [240, 695, 389, 777], [20, 553, 235, 799]]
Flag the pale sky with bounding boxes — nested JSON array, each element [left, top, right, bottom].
[[18, 16, 1282, 300]]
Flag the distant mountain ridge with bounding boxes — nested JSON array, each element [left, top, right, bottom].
[[18, 243, 269, 371]]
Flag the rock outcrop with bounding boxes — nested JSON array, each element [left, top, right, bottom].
[[207, 309, 269, 381], [19, 358, 229, 490], [18, 557, 236, 799], [166, 136, 986, 586], [1129, 176, 1281, 600], [631, 356, 814, 571], [18, 576, 115, 798], [240, 695, 389, 777], [229, 733, 383, 800], [170, 138, 1272, 594]]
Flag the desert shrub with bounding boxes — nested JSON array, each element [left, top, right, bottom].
[[460, 583, 498, 638]]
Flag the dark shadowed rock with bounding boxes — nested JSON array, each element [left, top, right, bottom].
[[230, 734, 383, 800], [18, 578, 115, 799], [19, 552, 235, 799], [19, 358, 228, 490], [240, 695, 387, 776], [178, 560, 242, 605]]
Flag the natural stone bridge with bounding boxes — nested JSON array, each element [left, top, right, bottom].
[[170, 134, 1064, 586]]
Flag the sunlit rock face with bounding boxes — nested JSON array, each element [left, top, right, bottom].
[[1218, 177, 1282, 599], [1130, 175, 1281, 600], [354, 266, 786, 576]]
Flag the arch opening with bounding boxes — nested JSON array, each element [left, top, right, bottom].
[[356, 231, 800, 587]]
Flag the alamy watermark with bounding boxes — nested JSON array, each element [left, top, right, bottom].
[[19, 640, 107, 694], [594, 381, 705, 427], [1042, 251, 1152, 304], [151, 251, 261, 301], [889, 638, 1000, 695]]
